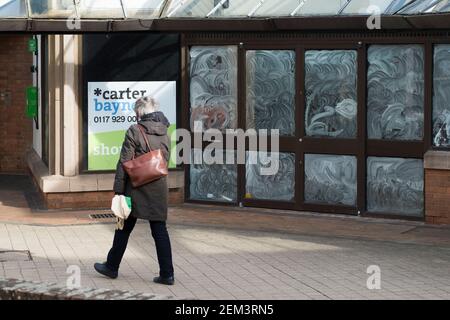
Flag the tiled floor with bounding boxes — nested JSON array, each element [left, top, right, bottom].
[[0, 221, 449, 300]]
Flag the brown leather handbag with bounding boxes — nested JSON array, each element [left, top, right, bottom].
[[122, 124, 168, 188]]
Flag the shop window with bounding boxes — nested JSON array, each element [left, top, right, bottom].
[[305, 50, 358, 139], [367, 157, 424, 217], [367, 45, 424, 141], [304, 154, 357, 206], [246, 50, 295, 136], [0, 0, 27, 17], [245, 151, 295, 201], [433, 44, 450, 148], [189, 149, 237, 203], [190, 46, 238, 131]]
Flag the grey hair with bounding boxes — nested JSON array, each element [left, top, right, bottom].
[[134, 96, 160, 118]]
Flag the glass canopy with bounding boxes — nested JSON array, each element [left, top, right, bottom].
[[1, 0, 450, 19]]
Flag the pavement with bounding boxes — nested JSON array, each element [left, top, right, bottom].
[[0, 174, 449, 300]]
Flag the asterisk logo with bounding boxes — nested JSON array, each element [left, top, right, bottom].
[[94, 88, 102, 96]]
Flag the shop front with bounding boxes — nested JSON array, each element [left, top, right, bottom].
[[0, 0, 449, 224]]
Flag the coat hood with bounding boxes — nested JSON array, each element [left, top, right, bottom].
[[138, 112, 170, 136]]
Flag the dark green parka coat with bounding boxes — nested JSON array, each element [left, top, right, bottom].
[[113, 112, 171, 221]]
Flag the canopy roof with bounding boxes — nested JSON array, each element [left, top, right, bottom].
[[1, 0, 450, 32], [1, 0, 449, 19]]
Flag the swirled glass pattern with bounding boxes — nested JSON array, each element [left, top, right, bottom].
[[190, 46, 238, 131], [245, 151, 295, 201], [367, 45, 424, 141], [189, 149, 237, 202], [305, 50, 358, 138], [433, 45, 450, 147], [246, 50, 295, 136], [304, 154, 357, 206], [367, 157, 424, 216]]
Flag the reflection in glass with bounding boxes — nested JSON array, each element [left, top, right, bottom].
[[367, 157, 423, 216], [29, 0, 75, 17], [398, 0, 441, 14], [0, 0, 27, 17], [305, 50, 357, 138], [122, 0, 167, 18], [433, 45, 450, 147], [190, 46, 238, 131], [246, 50, 295, 136], [78, 0, 124, 18], [367, 45, 424, 140], [342, 0, 394, 15], [246, 152, 295, 201], [189, 149, 237, 202], [304, 154, 357, 206]]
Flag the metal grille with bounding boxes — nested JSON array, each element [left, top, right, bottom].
[[0, 250, 32, 262], [89, 213, 116, 220]]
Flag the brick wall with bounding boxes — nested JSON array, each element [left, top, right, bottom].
[[425, 169, 450, 225], [43, 188, 184, 210], [0, 35, 33, 173]]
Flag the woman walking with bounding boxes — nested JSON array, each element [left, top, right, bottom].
[[94, 96, 174, 285]]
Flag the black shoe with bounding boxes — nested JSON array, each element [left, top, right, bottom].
[[94, 262, 118, 279], [153, 276, 175, 285]]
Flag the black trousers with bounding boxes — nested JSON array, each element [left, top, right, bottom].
[[106, 216, 174, 278]]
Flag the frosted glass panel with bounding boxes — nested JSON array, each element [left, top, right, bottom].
[[305, 50, 357, 138], [190, 46, 238, 131], [0, 0, 27, 17], [433, 45, 450, 147], [189, 149, 237, 202], [367, 157, 424, 217], [78, 0, 124, 18], [246, 152, 295, 201], [122, 0, 167, 18], [342, 0, 394, 14], [246, 50, 295, 136], [304, 154, 357, 206], [367, 45, 424, 140]]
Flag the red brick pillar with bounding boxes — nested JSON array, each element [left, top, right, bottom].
[[424, 151, 450, 225]]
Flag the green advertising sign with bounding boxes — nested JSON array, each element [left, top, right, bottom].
[[28, 38, 37, 53], [26, 86, 38, 118]]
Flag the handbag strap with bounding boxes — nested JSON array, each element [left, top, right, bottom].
[[137, 124, 152, 152]]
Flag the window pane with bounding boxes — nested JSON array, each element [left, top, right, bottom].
[[304, 154, 357, 206], [398, 0, 441, 14], [165, 0, 262, 18], [189, 149, 237, 202], [367, 45, 424, 140], [342, 0, 394, 14], [78, 0, 124, 18], [122, 0, 167, 18], [433, 45, 450, 147], [367, 157, 424, 216], [0, 0, 27, 17], [305, 50, 357, 138], [29, 0, 76, 17], [252, 0, 300, 17], [384, 0, 415, 14], [245, 151, 295, 201], [294, 0, 347, 15], [246, 50, 295, 136], [190, 46, 238, 131]]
